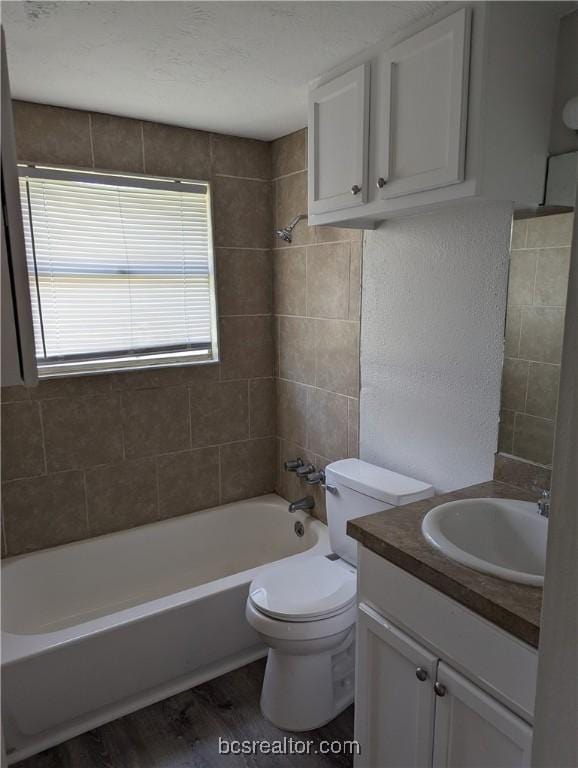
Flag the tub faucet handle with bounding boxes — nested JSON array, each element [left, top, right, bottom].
[[306, 470, 337, 494], [537, 489, 551, 518], [284, 458, 304, 472], [296, 463, 316, 478]]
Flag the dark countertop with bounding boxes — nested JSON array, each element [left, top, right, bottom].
[[347, 481, 542, 648]]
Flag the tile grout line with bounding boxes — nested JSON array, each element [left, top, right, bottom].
[[274, 315, 363, 324], [119, 393, 127, 460], [305, 245, 309, 317], [214, 172, 271, 183], [523, 361, 531, 413], [37, 400, 48, 476], [217, 246, 271, 252], [247, 379, 252, 439], [515, 308, 524, 359], [187, 387, 194, 452], [273, 238, 361, 251], [209, 133, 215, 178], [347, 241, 352, 320], [276, 376, 358, 400], [531, 250, 540, 306], [140, 122, 146, 173], [154, 459, 161, 520], [272, 169, 307, 184], [219, 313, 273, 318], [1, 509, 7, 557], [82, 469, 90, 534], [88, 113, 96, 168], [217, 445, 223, 504]]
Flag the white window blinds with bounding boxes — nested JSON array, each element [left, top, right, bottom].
[[18, 167, 217, 377]]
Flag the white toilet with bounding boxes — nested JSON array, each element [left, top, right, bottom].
[[245, 458, 433, 731]]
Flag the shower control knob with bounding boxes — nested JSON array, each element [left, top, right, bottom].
[[434, 682, 447, 697], [296, 463, 316, 478], [415, 667, 428, 682], [351, 184, 361, 195], [284, 458, 304, 472], [376, 177, 387, 189]]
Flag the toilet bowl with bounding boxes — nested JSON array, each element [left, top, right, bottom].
[[245, 555, 357, 731], [246, 458, 434, 731]]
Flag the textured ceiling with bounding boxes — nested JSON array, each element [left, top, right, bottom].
[[2, 1, 442, 140]]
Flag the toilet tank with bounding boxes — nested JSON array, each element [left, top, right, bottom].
[[325, 459, 434, 566]]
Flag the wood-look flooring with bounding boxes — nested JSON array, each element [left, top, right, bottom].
[[16, 659, 355, 768]]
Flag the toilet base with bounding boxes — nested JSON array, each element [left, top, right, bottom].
[[259, 629, 355, 732]]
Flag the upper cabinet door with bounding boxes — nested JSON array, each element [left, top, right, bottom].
[[377, 8, 471, 200], [308, 63, 370, 215], [1, 28, 37, 387], [432, 662, 533, 768]]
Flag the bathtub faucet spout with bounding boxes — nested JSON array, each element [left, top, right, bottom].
[[288, 496, 315, 513]]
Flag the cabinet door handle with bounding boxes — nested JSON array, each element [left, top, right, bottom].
[[434, 682, 447, 697], [351, 184, 361, 195], [376, 177, 387, 189], [415, 667, 428, 682]]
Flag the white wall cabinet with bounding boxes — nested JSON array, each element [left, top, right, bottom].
[[355, 548, 538, 768], [1, 29, 37, 387], [308, 63, 370, 215], [308, 2, 560, 227], [376, 8, 470, 201]]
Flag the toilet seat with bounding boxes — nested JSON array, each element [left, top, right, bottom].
[[246, 594, 357, 642], [248, 555, 356, 622]]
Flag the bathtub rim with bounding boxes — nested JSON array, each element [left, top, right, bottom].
[[1, 494, 330, 666]]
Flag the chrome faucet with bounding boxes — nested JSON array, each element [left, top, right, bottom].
[[288, 496, 315, 513], [537, 489, 551, 518]]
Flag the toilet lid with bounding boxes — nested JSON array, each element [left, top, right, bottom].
[[249, 556, 356, 621]]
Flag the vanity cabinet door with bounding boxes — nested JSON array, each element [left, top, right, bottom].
[[355, 603, 437, 768], [432, 662, 533, 768], [308, 63, 370, 216], [376, 7, 470, 201]]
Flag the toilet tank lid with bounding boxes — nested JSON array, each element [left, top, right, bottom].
[[325, 459, 434, 506]]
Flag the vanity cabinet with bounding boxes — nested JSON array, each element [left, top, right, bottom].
[[308, 2, 560, 228], [355, 548, 538, 768], [355, 604, 436, 768], [432, 662, 532, 767]]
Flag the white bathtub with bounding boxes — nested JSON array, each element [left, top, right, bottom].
[[1, 493, 329, 763]]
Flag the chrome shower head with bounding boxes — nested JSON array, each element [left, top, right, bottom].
[[274, 214, 307, 243], [275, 227, 293, 243]]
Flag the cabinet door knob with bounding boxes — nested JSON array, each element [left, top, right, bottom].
[[434, 682, 447, 697], [376, 177, 387, 189], [351, 184, 361, 195], [415, 667, 428, 682]]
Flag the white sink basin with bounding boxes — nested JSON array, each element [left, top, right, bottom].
[[421, 498, 547, 586]]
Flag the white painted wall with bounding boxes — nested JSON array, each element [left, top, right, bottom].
[[532, 185, 578, 768], [360, 200, 512, 492]]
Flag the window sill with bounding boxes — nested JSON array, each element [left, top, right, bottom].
[[36, 354, 219, 379]]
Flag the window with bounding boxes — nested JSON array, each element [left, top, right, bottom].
[[18, 166, 218, 377]]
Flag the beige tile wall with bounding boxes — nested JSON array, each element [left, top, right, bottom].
[[1, 101, 276, 556], [271, 129, 362, 522], [499, 212, 573, 466]]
